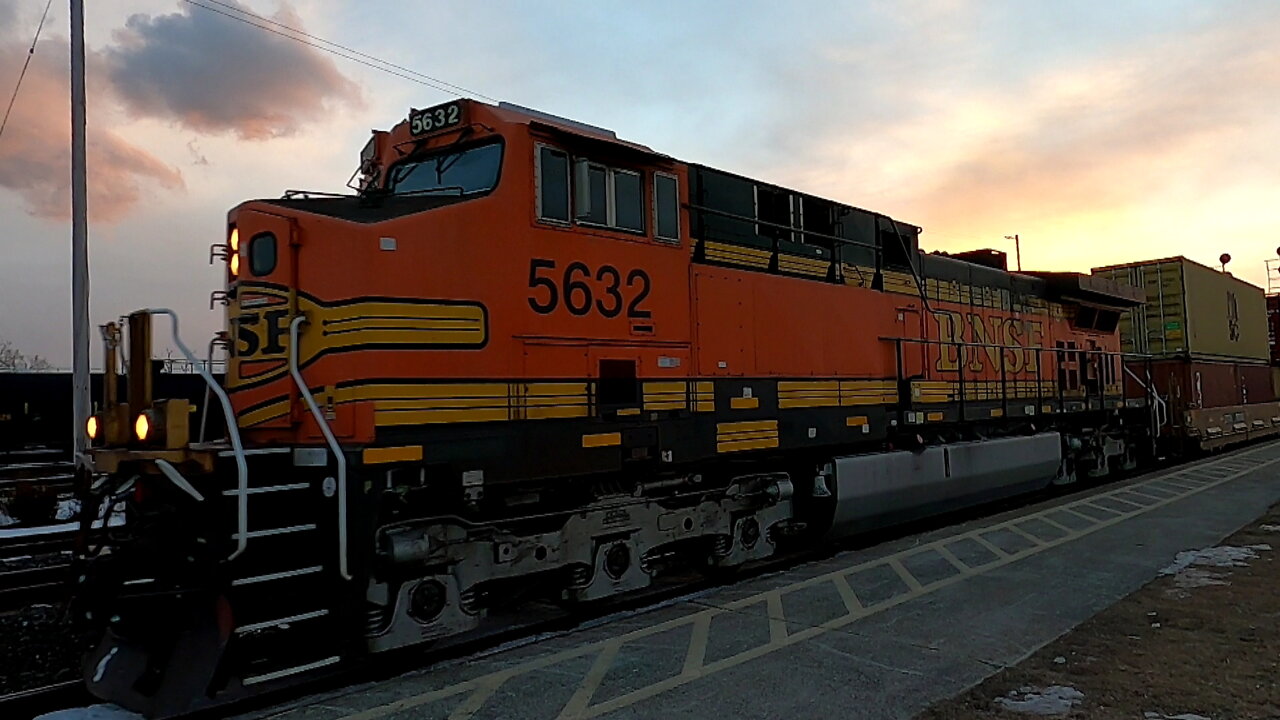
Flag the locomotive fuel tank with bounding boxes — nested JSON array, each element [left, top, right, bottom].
[[821, 432, 1063, 539]]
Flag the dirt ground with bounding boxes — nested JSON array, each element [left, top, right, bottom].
[[917, 505, 1280, 720]]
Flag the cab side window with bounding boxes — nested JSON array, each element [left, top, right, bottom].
[[612, 170, 644, 232], [654, 173, 679, 242], [538, 146, 570, 223], [537, 143, 667, 239], [575, 161, 644, 234]]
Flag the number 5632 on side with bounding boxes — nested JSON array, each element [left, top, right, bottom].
[[527, 258, 652, 319]]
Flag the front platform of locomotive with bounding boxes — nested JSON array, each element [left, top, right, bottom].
[[74, 99, 528, 717]]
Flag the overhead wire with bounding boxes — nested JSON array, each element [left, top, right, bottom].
[[0, 0, 55, 142], [180, 0, 498, 103]]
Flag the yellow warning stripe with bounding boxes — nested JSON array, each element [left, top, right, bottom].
[[840, 264, 874, 287], [582, 432, 622, 448], [777, 254, 828, 277], [376, 408, 510, 426], [643, 380, 688, 411], [237, 398, 290, 427], [694, 381, 715, 413], [362, 445, 424, 464], [704, 241, 771, 268], [716, 419, 779, 453]]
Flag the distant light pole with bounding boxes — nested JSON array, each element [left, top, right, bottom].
[[1004, 234, 1021, 272]]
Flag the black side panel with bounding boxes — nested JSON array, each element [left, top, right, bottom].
[[877, 216, 919, 270], [691, 167, 765, 248], [834, 208, 877, 267]]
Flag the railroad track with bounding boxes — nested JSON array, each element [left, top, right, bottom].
[[0, 527, 78, 611], [0, 530, 78, 558], [0, 461, 75, 491], [0, 680, 93, 720], [0, 563, 71, 610]]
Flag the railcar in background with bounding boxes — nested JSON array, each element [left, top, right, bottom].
[[0, 370, 222, 456], [77, 99, 1183, 716], [1093, 257, 1280, 451]]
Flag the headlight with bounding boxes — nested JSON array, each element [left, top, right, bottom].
[[229, 227, 239, 252], [229, 253, 240, 276], [86, 415, 98, 440], [135, 413, 150, 441]]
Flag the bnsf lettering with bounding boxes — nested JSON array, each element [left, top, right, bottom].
[[934, 311, 1045, 374], [527, 258, 652, 319], [233, 309, 290, 358]]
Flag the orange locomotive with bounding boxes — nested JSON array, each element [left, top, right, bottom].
[[80, 100, 1151, 715]]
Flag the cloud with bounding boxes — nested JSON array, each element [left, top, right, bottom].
[[103, 1, 361, 139], [0, 0, 361, 222], [0, 34, 184, 223]]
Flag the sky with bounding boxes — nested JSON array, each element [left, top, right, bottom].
[[1, 0, 1278, 366]]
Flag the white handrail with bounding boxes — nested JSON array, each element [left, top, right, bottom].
[[197, 336, 217, 443], [147, 308, 249, 560], [1123, 364, 1168, 430], [288, 315, 351, 580]]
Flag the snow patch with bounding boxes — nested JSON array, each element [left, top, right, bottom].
[[995, 685, 1084, 716], [34, 704, 144, 720], [1259, 524, 1280, 532], [56, 498, 82, 521], [1160, 544, 1270, 574], [1160, 544, 1270, 593], [0, 507, 17, 527], [0, 504, 126, 539], [1144, 713, 1211, 720]]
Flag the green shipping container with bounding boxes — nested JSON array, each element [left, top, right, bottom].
[[1091, 256, 1269, 363]]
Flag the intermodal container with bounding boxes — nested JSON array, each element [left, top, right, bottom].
[[1093, 256, 1270, 362], [1124, 358, 1276, 412], [1267, 294, 1280, 364]]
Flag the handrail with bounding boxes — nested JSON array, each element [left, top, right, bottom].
[[197, 336, 219, 443], [685, 202, 879, 251], [288, 315, 351, 581], [1124, 364, 1168, 430], [147, 308, 249, 560]]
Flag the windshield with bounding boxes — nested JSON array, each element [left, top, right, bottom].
[[386, 141, 503, 196]]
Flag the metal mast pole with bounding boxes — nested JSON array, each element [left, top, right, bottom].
[[1004, 234, 1022, 272], [70, 0, 90, 464]]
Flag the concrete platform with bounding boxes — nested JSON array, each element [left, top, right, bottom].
[[241, 441, 1280, 720]]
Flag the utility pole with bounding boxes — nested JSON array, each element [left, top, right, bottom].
[[70, 0, 90, 465], [1004, 234, 1021, 272]]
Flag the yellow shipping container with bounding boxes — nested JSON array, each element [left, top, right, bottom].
[[1092, 256, 1269, 362]]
